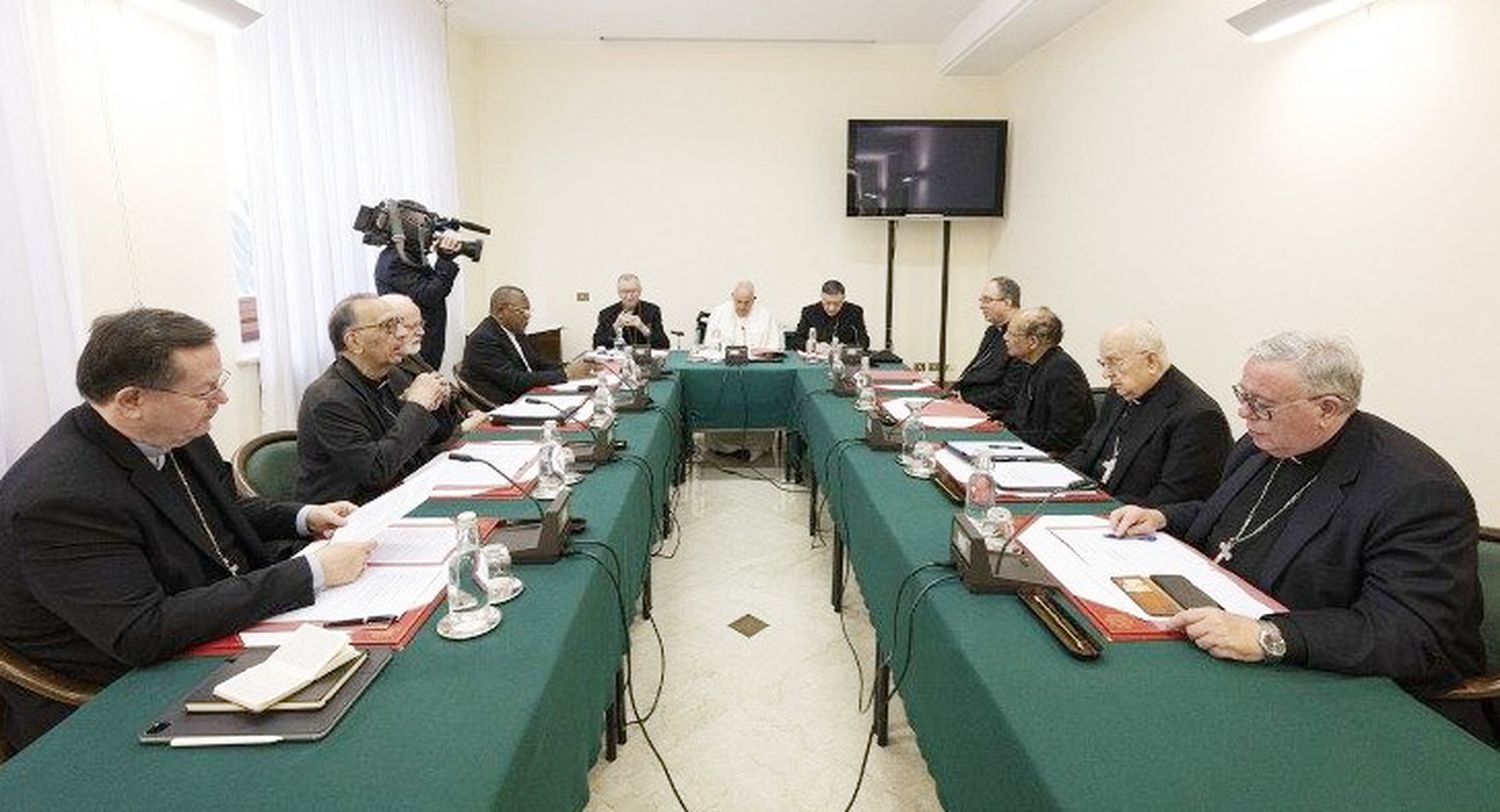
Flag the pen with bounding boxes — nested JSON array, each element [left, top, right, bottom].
[[324, 614, 399, 628]]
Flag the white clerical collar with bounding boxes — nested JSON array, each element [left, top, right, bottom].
[[133, 440, 169, 470]]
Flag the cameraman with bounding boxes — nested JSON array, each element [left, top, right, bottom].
[[374, 233, 464, 369]]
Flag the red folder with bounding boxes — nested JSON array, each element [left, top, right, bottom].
[[182, 518, 500, 656], [1015, 524, 1287, 642]]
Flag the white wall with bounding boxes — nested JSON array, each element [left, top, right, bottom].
[[455, 42, 1007, 373], [991, 0, 1500, 521], [46, 0, 261, 453]]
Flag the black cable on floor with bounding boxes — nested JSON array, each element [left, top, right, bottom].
[[569, 549, 690, 811]]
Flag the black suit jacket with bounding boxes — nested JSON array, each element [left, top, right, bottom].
[[1162, 412, 1485, 695], [794, 302, 869, 348], [1006, 345, 1095, 455], [954, 323, 1025, 417], [592, 300, 670, 349], [462, 316, 567, 407], [1064, 366, 1231, 506], [374, 246, 460, 368], [0, 406, 313, 748], [295, 357, 458, 504]]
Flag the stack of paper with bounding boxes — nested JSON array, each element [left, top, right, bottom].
[[1016, 516, 1282, 625], [213, 625, 359, 713], [489, 395, 594, 424], [882, 397, 988, 429], [946, 439, 1049, 461], [423, 442, 543, 497]]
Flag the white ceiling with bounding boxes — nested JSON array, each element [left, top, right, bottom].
[[445, 0, 1119, 75], [446, 0, 985, 44]]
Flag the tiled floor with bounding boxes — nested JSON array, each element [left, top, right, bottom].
[[585, 457, 943, 812]]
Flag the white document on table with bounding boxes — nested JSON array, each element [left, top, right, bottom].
[[881, 397, 936, 422], [366, 518, 457, 565], [1017, 516, 1279, 622], [990, 460, 1086, 491], [549, 378, 599, 393], [266, 565, 447, 624], [873, 380, 937, 391], [489, 395, 593, 423], [946, 439, 1049, 460], [330, 477, 435, 542]]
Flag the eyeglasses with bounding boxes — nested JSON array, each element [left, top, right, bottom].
[[1097, 352, 1147, 373], [978, 295, 1007, 304], [350, 316, 403, 336], [1231, 383, 1340, 421], [152, 370, 231, 403]]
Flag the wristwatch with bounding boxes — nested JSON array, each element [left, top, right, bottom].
[[1257, 619, 1287, 663]]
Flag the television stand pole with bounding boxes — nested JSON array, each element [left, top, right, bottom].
[[883, 219, 896, 352], [937, 220, 952, 387]]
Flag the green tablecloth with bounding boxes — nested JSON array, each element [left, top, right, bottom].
[[789, 370, 1500, 810], [5, 362, 1498, 811], [0, 377, 682, 811]]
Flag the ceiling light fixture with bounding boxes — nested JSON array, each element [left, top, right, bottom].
[[598, 36, 876, 45], [1227, 0, 1376, 43]]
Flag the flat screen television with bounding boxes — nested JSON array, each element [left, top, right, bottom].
[[846, 119, 1008, 218]]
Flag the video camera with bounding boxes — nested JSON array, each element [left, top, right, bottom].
[[353, 199, 490, 266]]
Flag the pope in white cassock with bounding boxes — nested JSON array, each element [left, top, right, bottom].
[[703, 281, 781, 351]]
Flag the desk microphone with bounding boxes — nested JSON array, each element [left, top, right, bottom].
[[447, 452, 545, 521], [523, 397, 616, 463]]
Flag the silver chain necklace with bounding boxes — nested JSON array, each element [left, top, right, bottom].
[[168, 453, 240, 576], [1214, 458, 1319, 565]]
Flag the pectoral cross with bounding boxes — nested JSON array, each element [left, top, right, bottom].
[[1215, 539, 1236, 564], [1100, 454, 1117, 484]]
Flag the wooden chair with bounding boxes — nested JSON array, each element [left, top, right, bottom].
[[1438, 526, 1500, 702], [451, 361, 496, 411], [231, 430, 299, 500], [1090, 386, 1111, 416], [0, 642, 99, 763]]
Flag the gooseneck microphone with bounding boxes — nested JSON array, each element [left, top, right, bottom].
[[523, 396, 601, 443], [447, 452, 545, 522]]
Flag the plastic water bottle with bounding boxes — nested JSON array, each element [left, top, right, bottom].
[[854, 355, 875, 412], [804, 332, 817, 355], [613, 326, 627, 356], [829, 337, 845, 381], [437, 511, 500, 639], [590, 382, 615, 428], [965, 450, 997, 530], [535, 420, 567, 499], [900, 401, 934, 476]]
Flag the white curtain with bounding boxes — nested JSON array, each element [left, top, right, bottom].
[[232, 0, 461, 429], [0, 0, 85, 471]]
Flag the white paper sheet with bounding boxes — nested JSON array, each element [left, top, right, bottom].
[[366, 519, 457, 565], [873, 380, 937, 391], [990, 460, 1087, 490], [946, 440, 1049, 460], [330, 478, 435, 542], [489, 394, 593, 423], [881, 397, 936, 422], [1016, 516, 1279, 622], [266, 565, 446, 623], [548, 378, 600, 393]]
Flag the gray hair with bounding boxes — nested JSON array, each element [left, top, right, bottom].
[[1248, 331, 1362, 411], [328, 293, 377, 353], [617, 273, 640, 287], [990, 276, 1021, 306], [1105, 319, 1170, 366]]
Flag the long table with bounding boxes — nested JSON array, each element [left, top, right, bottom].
[[4, 354, 1498, 810], [679, 355, 1500, 809], [0, 375, 683, 810]]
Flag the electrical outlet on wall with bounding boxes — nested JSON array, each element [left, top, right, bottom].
[[913, 362, 927, 371], [576, 292, 590, 302]]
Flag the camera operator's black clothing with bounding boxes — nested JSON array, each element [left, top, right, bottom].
[[374, 246, 459, 368]]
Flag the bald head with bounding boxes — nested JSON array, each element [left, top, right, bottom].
[[380, 294, 423, 356], [731, 281, 756, 317], [1099, 319, 1170, 400]]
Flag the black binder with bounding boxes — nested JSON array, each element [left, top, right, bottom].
[[139, 647, 393, 745]]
